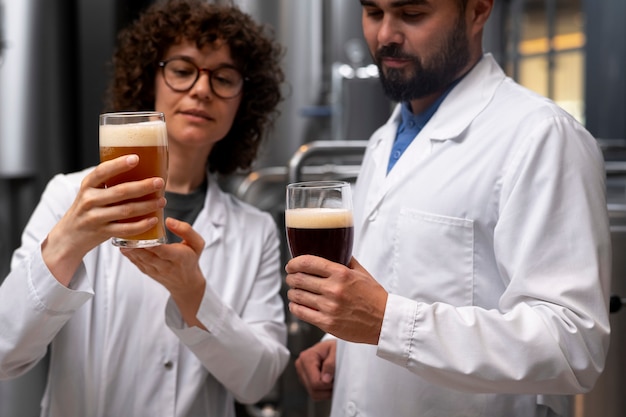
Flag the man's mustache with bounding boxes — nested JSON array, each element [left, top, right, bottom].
[[375, 44, 416, 61]]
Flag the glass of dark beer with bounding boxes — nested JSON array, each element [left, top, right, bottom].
[[99, 111, 169, 248], [285, 181, 354, 266]]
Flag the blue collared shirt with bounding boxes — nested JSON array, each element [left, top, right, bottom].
[[387, 83, 458, 174]]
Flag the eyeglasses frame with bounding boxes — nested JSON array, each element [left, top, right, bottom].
[[158, 57, 247, 99]]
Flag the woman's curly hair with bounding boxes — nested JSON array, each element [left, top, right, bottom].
[[105, 0, 285, 174]]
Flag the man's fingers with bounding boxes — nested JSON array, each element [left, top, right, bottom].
[[285, 255, 337, 277]]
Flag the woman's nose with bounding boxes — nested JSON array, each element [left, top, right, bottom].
[[191, 71, 213, 99]]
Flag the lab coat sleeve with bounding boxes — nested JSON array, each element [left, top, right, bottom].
[[165, 215, 289, 404], [0, 173, 94, 379], [377, 115, 612, 395]]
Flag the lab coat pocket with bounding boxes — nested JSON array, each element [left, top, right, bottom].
[[390, 208, 474, 306]]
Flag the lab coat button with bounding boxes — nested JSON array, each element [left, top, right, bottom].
[[164, 361, 174, 370], [346, 401, 357, 416]]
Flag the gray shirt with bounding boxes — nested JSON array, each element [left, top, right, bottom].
[[164, 180, 207, 243]]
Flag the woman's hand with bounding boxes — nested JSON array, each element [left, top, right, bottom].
[[121, 217, 207, 329], [43, 155, 166, 286]]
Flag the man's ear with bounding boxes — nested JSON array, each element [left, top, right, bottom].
[[469, 0, 494, 34]]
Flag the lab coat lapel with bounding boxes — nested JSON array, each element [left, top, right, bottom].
[[356, 107, 400, 227], [193, 174, 226, 250], [424, 53, 505, 142]]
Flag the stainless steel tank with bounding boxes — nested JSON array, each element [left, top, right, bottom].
[[234, 0, 391, 171], [0, 0, 81, 415], [0, 0, 36, 177]]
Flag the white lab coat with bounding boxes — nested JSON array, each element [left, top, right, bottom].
[[330, 54, 612, 417], [0, 171, 289, 417]]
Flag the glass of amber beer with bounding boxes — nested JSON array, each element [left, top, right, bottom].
[[285, 181, 354, 266], [99, 111, 168, 248]]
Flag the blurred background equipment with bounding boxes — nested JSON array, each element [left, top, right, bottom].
[[0, 1, 5, 62], [0, 0, 625, 416]]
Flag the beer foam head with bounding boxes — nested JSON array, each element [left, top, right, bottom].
[[285, 208, 353, 229], [99, 120, 167, 147]]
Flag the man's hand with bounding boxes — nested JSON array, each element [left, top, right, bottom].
[[286, 256, 388, 344], [295, 339, 337, 401]]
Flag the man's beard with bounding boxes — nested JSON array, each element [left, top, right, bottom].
[[375, 17, 471, 102]]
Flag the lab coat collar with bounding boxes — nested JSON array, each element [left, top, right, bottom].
[[367, 54, 504, 151], [428, 53, 505, 141]]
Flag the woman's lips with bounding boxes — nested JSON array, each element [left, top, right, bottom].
[[180, 109, 212, 121]]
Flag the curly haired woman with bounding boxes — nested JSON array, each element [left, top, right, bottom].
[[0, 1, 289, 416]]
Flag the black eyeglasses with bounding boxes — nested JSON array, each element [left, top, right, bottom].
[[158, 57, 245, 99]]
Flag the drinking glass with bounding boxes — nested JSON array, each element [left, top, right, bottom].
[[285, 180, 354, 266], [99, 111, 168, 248]]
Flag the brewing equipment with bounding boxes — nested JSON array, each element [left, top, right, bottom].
[[0, 0, 66, 414]]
